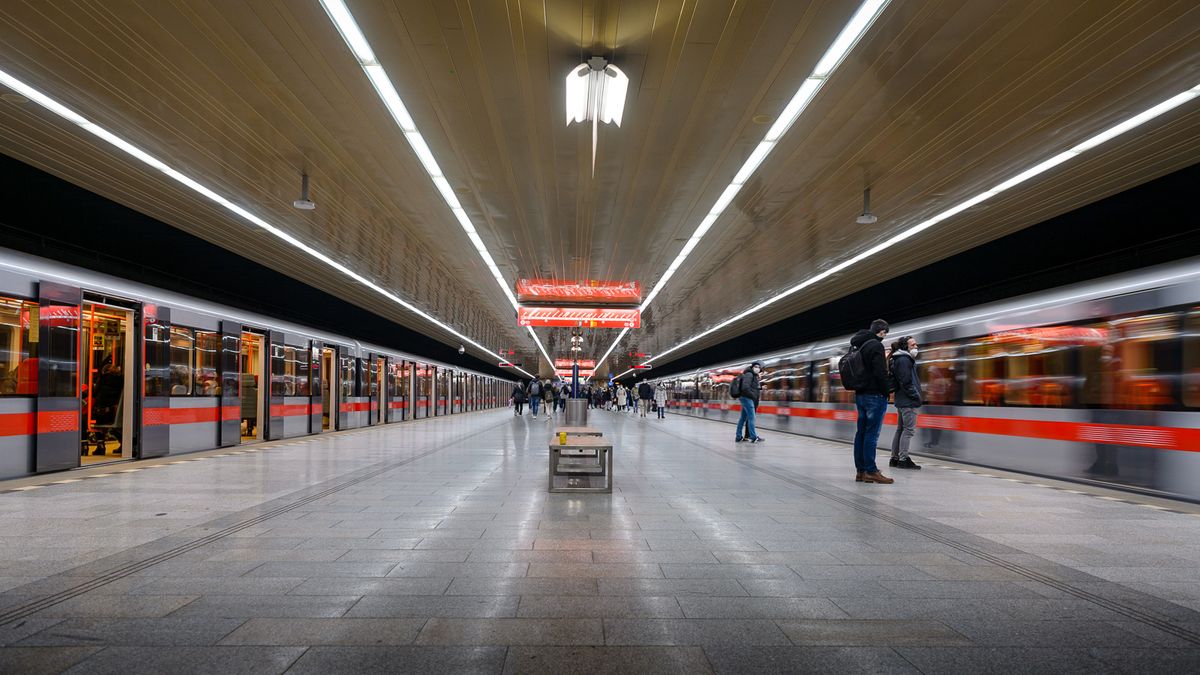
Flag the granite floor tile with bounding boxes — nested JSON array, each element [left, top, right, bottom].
[[777, 619, 972, 646], [337, 549, 472, 563], [386, 562, 528, 578], [527, 563, 663, 578], [598, 578, 748, 597], [0, 646, 100, 675], [1087, 647, 1200, 672], [895, 646, 1116, 674], [286, 577, 451, 596], [465, 549, 593, 563], [218, 617, 425, 645], [62, 645, 306, 675], [167, 595, 359, 619], [502, 646, 713, 674], [942, 619, 1164, 648], [446, 577, 598, 596], [590, 550, 719, 564], [678, 596, 849, 619], [346, 595, 519, 618], [703, 645, 921, 674], [34, 594, 198, 619], [517, 595, 683, 618], [285, 645, 506, 674], [661, 564, 799, 579], [127, 577, 306, 596], [243, 561, 397, 578], [17, 617, 245, 646], [603, 619, 791, 646], [415, 618, 603, 645]]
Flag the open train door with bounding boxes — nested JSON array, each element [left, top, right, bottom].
[[34, 282, 82, 472], [309, 342, 323, 434], [217, 321, 241, 447]]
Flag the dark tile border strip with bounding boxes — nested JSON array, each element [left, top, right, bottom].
[[0, 416, 512, 626]]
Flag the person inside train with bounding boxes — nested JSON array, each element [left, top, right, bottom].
[[888, 336, 922, 470], [732, 361, 764, 443], [850, 319, 893, 484], [0, 365, 14, 395], [511, 381, 527, 416]]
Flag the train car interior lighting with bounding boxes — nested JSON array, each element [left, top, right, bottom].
[[0, 66, 536, 380], [318, 0, 555, 368], [615, 82, 1200, 378]]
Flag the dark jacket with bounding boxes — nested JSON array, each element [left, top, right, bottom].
[[638, 382, 653, 400], [511, 384, 526, 403], [890, 350, 922, 408], [849, 329, 889, 396], [735, 368, 761, 403]]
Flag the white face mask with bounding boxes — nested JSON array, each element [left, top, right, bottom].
[[909, 348, 919, 358]]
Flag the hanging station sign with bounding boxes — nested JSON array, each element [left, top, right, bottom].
[[556, 369, 595, 379], [554, 359, 596, 369], [516, 279, 641, 306], [517, 306, 640, 329]]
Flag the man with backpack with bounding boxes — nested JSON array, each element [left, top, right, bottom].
[[843, 319, 893, 484], [731, 361, 764, 443], [528, 378, 543, 418], [637, 380, 654, 417]]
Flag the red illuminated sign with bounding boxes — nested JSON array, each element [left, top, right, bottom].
[[516, 279, 641, 305], [632, 364, 653, 370], [556, 369, 595, 378], [517, 306, 640, 329], [554, 359, 596, 369]]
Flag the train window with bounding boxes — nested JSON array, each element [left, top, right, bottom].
[[291, 346, 311, 396], [1185, 310, 1200, 408], [0, 296, 38, 396], [194, 331, 219, 396], [168, 327, 194, 396], [760, 366, 783, 401], [1090, 313, 1180, 409], [813, 361, 832, 403], [963, 340, 1004, 405], [339, 355, 356, 398], [996, 328, 1076, 407], [915, 343, 960, 405]]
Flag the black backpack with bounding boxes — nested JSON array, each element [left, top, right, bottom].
[[838, 345, 870, 391], [729, 374, 743, 399], [530, 381, 542, 396]]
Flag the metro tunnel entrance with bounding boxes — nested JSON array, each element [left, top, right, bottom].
[[79, 302, 135, 465]]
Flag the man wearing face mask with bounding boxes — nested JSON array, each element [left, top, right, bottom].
[[888, 336, 922, 470], [733, 361, 765, 443], [850, 319, 893, 484]]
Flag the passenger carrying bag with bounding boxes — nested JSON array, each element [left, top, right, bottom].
[[838, 346, 869, 391], [729, 375, 743, 399]]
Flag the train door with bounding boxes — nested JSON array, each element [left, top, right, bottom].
[[321, 346, 335, 430], [35, 282, 81, 473], [79, 301, 135, 465], [309, 343, 322, 434], [370, 355, 385, 425], [240, 331, 264, 441], [218, 322, 240, 447]]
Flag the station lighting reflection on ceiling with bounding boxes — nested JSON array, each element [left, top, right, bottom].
[[616, 82, 1200, 378], [318, 0, 556, 372], [566, 56, 629, 174], [0, 66, 537, 380], [594, 0, 891, 366]]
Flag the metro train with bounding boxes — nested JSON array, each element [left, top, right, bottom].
[[652, 258, 1200, 501], [0, 248, 515, 480]]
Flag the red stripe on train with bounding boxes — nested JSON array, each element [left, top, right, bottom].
[[338, 402, 372, 413], [0, 411, 78, 435]]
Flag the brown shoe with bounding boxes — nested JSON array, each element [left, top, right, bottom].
[[862, 472, 894, 484], [855, 472, 865, 482]]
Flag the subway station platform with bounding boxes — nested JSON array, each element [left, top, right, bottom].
[[1, 409, 1199, 674]]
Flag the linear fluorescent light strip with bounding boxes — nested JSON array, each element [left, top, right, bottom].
[[319, 0, 555, 371], [596, 0, 890, 367], [616, 82, 1200, 378], [0, 67, 535, 381]]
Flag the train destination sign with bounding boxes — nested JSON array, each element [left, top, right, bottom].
[[517, 306, 640, 329], [554, 358, 597, 369], [516, 279, 641, 306]]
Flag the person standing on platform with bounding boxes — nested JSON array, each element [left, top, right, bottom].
[[638, 380, 654, 417], [614, 383, 626, 411], [733, 361, 764, 443], [850, 319, 893, 484], [542, 380, 553, 420], [888, 336, 922, 470], [654, 384, 668, 419], [551, 380, 562, 413], [528, 378, 543, 418], [511, 381, 527, 416]]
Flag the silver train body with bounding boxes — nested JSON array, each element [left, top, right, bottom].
[[653, 258, 1200, 501]]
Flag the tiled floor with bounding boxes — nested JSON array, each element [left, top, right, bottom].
[[1, 407, 1199, 673]]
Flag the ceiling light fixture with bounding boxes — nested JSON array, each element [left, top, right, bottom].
[[592, 0, 891, 364], [0, 66, 535, 381], [293, 172, 316, 210], [318, 0, 554, 370], [566, 56, 629, 174], [614, 82, 1200, 378]]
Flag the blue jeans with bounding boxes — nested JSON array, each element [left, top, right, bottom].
[[530, 397, 541, 416], [853, 394, 888, 473], [736, 397, 758, 440]]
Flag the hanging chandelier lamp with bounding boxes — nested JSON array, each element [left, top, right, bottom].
[[565, 56, 629, 175]]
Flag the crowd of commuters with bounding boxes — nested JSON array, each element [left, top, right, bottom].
[[509, 377, 669, 420]]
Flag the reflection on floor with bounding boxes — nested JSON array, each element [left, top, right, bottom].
[[1, 409, 1199, 674]]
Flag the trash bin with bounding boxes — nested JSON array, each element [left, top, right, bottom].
[[565, 398, 588, 427]]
